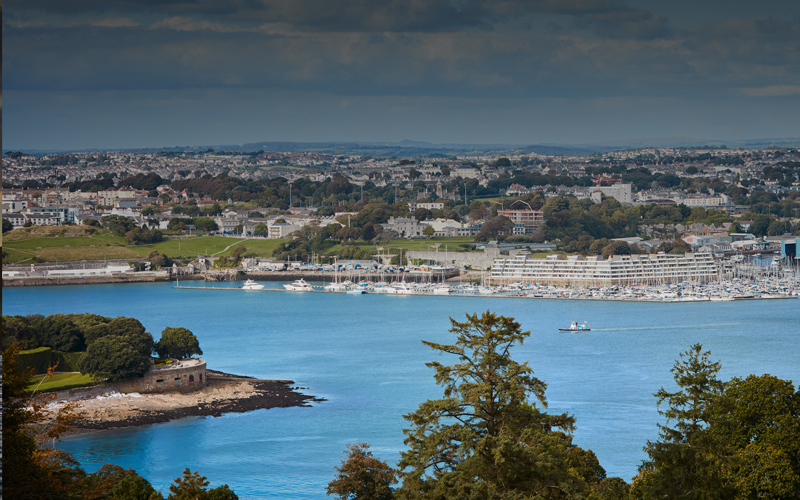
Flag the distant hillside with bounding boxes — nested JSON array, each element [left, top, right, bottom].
[[8, 137, 799, 158]]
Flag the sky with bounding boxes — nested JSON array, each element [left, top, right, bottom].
[[3, 0, 800, 151]]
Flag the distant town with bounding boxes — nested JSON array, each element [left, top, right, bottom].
[[3, 145, 800, 292]]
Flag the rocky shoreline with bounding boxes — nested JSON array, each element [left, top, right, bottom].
[[58, 370, 324, 435]]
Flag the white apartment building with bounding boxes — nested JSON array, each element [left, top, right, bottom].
[[491, 252, 718, 286], [590, 183, 633, 204]]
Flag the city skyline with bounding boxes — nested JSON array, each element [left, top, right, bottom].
[[3, 0, 800, 151]]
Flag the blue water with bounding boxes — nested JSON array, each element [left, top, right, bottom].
[[3, 282, 799, 498]]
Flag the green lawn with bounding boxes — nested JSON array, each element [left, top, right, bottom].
[[3, 226, 479, 265], [130, 235, 289, 259], [27, 372, 97, 393], [2, 227, 289, 263]]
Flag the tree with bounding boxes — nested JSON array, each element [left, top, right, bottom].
[[3, 342, 84, 499], [167, 468, 238, 500], [106, 316, 154, 357], [148, 250, 171, 269], [3, 217, 13, 232], [708, 374, 800, 498], [102, 214, 138, 237], [230, 243, 247, 261], [601, 240, 631, 257], [634, 344, 731, 499], [474, 215, 513, 241], [193, 217, 219, 232], [155, 327, 203, 359], [79, 335, 151, 381], [2, 315, 41, 348], [37, 313, 86, 352], [422, 225, 435, 238], [397, 311, 602, 499], [327, 443, 398, 500], [253, 222, 268, 235]]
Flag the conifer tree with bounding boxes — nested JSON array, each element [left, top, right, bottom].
[[396, 311, 600, 499], [634, 344, 732, 499]]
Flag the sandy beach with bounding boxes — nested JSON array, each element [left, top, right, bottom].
[[53, 370, 323, 435]]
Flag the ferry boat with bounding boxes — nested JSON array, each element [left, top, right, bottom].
[[284, 279, 315, 292], [242, 279, 265, 290], [559, 321, 591, 332]]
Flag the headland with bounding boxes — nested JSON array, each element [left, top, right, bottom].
[[47, 370, 323, 435]]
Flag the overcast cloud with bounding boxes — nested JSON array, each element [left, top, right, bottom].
[[3, 0, 800, 150]]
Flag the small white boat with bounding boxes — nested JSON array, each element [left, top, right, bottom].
[[284, 279, 315, 292], [387, 282, 416, 294], [433, 285, 451, 295], [559, 321, 591, 332], [324, 282, 349, 292], [242, 279, 265, 290], [346, 289, 367, 295]]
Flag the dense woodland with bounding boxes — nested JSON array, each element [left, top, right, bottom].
[[2, 313, 202, 383]]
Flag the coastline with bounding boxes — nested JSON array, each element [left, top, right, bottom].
[[53, 370, 324, 436]]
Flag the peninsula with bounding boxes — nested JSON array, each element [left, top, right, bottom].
[[53, 370, 322, 435]]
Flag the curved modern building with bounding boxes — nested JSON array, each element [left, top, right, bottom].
[[491, 252, 718, 286]]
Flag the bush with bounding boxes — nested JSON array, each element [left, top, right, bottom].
[[17, 347, 54, 375]]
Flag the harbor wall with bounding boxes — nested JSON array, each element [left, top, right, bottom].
[[406, 249, 499, 270]]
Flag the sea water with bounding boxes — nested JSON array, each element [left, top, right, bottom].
[[3, 282, 799, 498]]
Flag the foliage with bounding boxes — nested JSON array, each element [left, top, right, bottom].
[[230, 243, 247, 261], [634, 344, 730, 499], [148, 249, 171, 268], [194, 217, 219, 232], [155, 327, 203, 359], [327, 443, 398, 500], [125, 227, 164, 245], [3, 314, 42, 348], [102, 214, 139, 237], [3, 217, 13, 232], [474, 215, 513, 241], [79, 335, 151, 381], [602, 240, 632, 257], [709, 374, 800, 499], [167, 469, 238, 500], [397, 311, 613, 499], [2, 342, 83, 499], [28, 313, 86, 352]]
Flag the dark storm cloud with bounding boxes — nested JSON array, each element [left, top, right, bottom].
[[4, 0, 800, 149]]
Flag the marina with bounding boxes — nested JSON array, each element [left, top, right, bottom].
[[175, 275, 800, 302]]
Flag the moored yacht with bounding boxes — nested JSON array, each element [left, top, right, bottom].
[[242, 279, 265, 290], [284, 279, 315, 292]]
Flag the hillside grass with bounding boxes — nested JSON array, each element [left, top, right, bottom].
[[27, 372, 97, 393], [3, 226, 481, 265], [3, 226, 289, 263]]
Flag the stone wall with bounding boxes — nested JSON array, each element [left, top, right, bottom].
[[406, 248, 500, 270], [119, 358, 207, 394]]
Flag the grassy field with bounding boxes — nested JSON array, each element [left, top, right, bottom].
[[3, 226, 480, 265], [27, 372, 97, 393], [130, 235, 287, 259], [2, 226, 289, 263]]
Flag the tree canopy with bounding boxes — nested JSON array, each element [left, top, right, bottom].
[[327, 443, 398, 500], [155, 327, 203, 359], [79, 335, 151, 382]]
